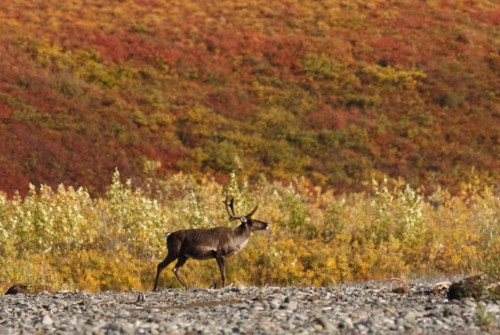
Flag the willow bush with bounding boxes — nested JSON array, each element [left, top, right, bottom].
[[1, 169, 499, 293]]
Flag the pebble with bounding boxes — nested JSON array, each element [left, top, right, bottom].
[[1, 279, 498, 334], [41, 314, 53, 326]]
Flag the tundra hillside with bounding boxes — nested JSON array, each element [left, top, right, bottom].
[[1, 171, 500, 292], [0, 0, 500, 196]]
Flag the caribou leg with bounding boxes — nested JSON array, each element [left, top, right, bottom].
[[172, 255, 189, 289], [153, 253, 177, 291]]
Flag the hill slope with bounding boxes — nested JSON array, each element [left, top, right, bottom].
[[1, 0, 500, 196]]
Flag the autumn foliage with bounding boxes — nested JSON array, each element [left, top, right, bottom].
[[1, 0, 500, 292], [1, 170, 500, 292], [0, 0, 500, 196]]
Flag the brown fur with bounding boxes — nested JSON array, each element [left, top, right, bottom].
[[153, 197, 269, 291]]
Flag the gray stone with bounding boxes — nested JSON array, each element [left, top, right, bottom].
[[403, 310, 416, 322], [280, 300, 298, 311], [338, 316, 354, 329], [118, 309, 131, 318], [443, 306, 462, 317], [41, 314, 53, 326], [268, 298, 281, 309], [313, 316, 334, 331], [0, 278, 495, 335]]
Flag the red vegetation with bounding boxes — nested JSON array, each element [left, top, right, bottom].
[[0, 0, 500, 196]]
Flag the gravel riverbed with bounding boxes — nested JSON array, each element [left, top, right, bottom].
[[1, 279, 499, 335]]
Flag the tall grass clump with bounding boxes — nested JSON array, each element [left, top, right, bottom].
[[1, 168, 499, 293]]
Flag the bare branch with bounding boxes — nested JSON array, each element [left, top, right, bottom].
[[389, 277, 411, 296]]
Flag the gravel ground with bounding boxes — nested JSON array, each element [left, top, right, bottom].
[[1, 278, 499, 335]]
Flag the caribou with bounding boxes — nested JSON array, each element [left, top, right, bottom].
[[153, 196, 269, 291]]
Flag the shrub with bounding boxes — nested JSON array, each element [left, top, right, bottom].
[[1, 171, 498, 292]]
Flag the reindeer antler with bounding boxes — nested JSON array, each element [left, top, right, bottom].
[[245, 205, 258, 217], [223, 196, 241, 221], [223, 196, 259, 220]]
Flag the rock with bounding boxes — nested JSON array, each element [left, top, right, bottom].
[[313, 316, 334, 331], [338, 316, 354, 329], [432, 282, 451, 295], [403, 310, 416, 323], [443, 306, 463, 317], [391, 287, 409, 295], [384, 306, 396, 314], [0, 279, 492, 335], [447, 275, 495, 300], [485, 303, 500, 314], [280, 296, 298, 310], [118, 309, 131, 318], [107, 323, 121, 331], [41, 315, 53, 326], [268, 298, 281, 309], [4, 283, 54, 295], [448, 277, 482, 300]]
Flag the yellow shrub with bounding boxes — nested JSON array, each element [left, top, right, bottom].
[[1, 171, 499, 293]]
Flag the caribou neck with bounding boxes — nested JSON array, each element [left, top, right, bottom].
[[233, 223, 252, 241]]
